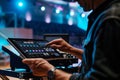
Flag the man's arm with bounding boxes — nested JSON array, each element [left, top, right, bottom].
[[54, 69, 72, 80], [47, 38, 84, 59], [22, 58, 72, 80]]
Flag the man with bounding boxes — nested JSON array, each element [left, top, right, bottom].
[[23, 0, 120, 80]]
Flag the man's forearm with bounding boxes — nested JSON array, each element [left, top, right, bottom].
[[54, 69, 72, 80], [69, 47, 83, 59]]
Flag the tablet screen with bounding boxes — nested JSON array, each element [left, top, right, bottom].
[[7, 38, 63, 59]]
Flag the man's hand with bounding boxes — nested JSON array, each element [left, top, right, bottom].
[[47, 38, 73, 53], [22, 58, 54, 77]]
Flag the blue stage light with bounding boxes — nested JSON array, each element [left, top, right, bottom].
[[18, 1, 23, 7], [15, 0, 27, 10]]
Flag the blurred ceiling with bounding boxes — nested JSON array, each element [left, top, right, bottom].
[[0, 0, 85, 22], [0, 0, 90, 30]]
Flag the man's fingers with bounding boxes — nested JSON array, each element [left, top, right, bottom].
[[47, 38, 63, 45], [22, 59, 37, 65], [50, 44, 62, 48], [22, 58, 45, 65], [36, 62, 46, 68]]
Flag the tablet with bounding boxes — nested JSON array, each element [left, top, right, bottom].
[[7, 38, 63, 59]]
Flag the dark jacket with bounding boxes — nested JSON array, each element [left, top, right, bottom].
[[70, 0, 120, 80]]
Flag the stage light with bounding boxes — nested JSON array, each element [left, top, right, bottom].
[[55, 6, 63, 14], [56, 9, 60, 14], [70, 9, 75, 16], [81, 13, 86, 18], [25, 12, 32, 22], [45, 15, 51, 23], [18, 1, 23, 7], [16, 0, 27, 9], [68, 18, 73, 26], [41, 6, 45, 11]]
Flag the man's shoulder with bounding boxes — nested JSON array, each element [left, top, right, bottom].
[[103, 0, 120, 20], [98, 1, 120, 24]]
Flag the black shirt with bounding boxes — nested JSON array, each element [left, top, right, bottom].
[[70, 0, 120, 80]]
